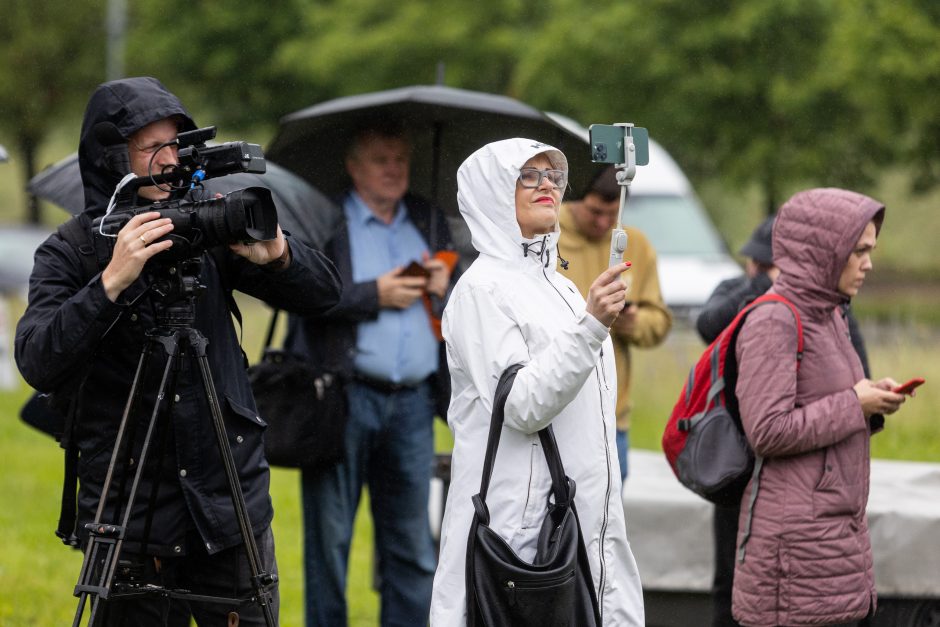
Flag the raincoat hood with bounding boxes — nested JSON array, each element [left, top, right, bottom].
[[773, 187, 884, 314], [456, 138, 568, 265], [78, 76, 196, 215]]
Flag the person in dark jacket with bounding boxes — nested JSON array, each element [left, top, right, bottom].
[[287, 121, 457, 627], [14, 77, 341, 626], [695, 213, 872, 627]]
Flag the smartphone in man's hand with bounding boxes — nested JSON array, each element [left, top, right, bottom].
[[399, 260, 431, 279]]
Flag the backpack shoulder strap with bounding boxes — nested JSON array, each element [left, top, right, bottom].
[[739, 293, 804, 370], [57, 215, 102, 283], [51, 216, 103, 545], [701, 293, 804, 411]]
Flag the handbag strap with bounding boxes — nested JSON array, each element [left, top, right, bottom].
[[474, 364, 571, 524], [260, 309, 281, 359]]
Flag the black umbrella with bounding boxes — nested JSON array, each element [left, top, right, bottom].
[[27, 154, 340, 249], [266, 85, 597, 211]]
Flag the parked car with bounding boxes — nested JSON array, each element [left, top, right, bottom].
[[546, 113, 743, 322]]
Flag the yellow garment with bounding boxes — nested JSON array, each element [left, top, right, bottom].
[[558, 203, 672, 429]]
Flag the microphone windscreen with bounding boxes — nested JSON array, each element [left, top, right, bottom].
[[94, 122, 126, 146]]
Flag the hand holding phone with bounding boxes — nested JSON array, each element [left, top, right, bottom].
[[892, 377, 925, 395], [399, 260, 431, 279]]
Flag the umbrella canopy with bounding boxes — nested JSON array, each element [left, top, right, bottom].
[[27, 154, 340, 249], [266, 85, 598, 211]]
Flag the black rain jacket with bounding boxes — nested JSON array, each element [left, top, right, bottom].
[[15, 77, 341, 555]]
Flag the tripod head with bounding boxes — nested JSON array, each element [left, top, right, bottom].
[[147, 256, 206, 328]]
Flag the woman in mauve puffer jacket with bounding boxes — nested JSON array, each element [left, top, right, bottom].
[[731, 188, 907, 627]]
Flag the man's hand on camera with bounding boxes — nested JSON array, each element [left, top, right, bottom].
[[101, 212, 175, 302], [377, 266, 427, 309], [230, 225, 291, 269]]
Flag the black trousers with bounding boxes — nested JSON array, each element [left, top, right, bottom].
[[95, 527, 279, 627], [712, 502, 742, 627]]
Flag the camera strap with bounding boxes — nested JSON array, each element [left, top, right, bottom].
[[207, 246, 249, 368]]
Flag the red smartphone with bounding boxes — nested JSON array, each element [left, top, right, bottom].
[[892, 377, 925, 395], [399, 260, 430, 279]]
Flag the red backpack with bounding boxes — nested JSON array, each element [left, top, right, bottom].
[[662, 293, 803, 506]]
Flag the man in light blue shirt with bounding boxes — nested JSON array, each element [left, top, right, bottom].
[[289, 122, 455, 627], [345, 189, 440, 385]]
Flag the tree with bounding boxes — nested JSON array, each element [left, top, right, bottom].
[[827, 0, 940, 192], [0, 0, 106, 223], [127, 0, 320, 140], [276, 0, 543, 101], [514, 0, 902, 213]]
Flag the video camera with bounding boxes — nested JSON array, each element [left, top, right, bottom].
[[92, 125, 279, 262]]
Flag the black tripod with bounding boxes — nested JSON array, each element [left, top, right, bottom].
[[71, 257, 277, 627]]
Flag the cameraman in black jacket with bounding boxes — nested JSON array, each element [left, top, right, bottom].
[[15, 77, 341, 626]]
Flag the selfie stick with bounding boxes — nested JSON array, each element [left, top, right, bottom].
[[609, 123, 637, 267]]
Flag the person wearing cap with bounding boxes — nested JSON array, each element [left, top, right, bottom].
[[695, 213, 871, 627], [695, 214, 778, 345]]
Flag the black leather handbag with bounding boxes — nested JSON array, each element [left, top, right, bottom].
[[465, 364, 601, 627], [247, 309, 347, 470]]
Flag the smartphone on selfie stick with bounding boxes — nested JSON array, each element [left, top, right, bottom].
[[588, 123, 650, 267]]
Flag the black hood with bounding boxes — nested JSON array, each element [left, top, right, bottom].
[[78, 77, 196, 215]]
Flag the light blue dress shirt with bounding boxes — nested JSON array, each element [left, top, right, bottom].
[[345, 191, 438, 384]]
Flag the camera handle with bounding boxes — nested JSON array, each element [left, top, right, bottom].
[[608, 123, 638, 267], [71, 322, 277, 627]]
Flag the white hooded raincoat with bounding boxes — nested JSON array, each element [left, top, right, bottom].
[[430, 139, 644, 626]]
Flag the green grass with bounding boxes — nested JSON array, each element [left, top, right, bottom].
[[1, 299, 937, 626], [628, 325, 940, 462], [0, 294, 445, 626]]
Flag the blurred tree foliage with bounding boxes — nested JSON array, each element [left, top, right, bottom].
[[2, 0, 939, 221], [514, 0, 937, 213], [0, 0, 106, 223], [128, 0, 315, 140]]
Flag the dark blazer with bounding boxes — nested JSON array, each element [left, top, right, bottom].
[[287, 191, 457, 418]]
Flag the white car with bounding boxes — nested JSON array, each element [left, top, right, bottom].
[[625, 139, 742, 321], [545, 113, 743, 322]]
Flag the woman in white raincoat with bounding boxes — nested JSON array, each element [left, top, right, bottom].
[[430, 138, 645, 626]]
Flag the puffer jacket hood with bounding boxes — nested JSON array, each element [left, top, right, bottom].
[[78, 77, 196, 215], [457, 138, 567, 266], [773, 188, 884, 316]]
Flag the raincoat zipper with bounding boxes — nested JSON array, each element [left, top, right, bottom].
[[539, 252, 611, 616]]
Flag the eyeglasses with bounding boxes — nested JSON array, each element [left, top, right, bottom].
[[518, 168, 567, 189], [130, 139, 176, 155]]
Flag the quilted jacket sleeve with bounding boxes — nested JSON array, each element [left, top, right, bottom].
[[734, 305, 868, 457]]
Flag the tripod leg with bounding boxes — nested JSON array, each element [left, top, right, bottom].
[[74, 332, 181, 627], [187, 329, 277, 627]]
